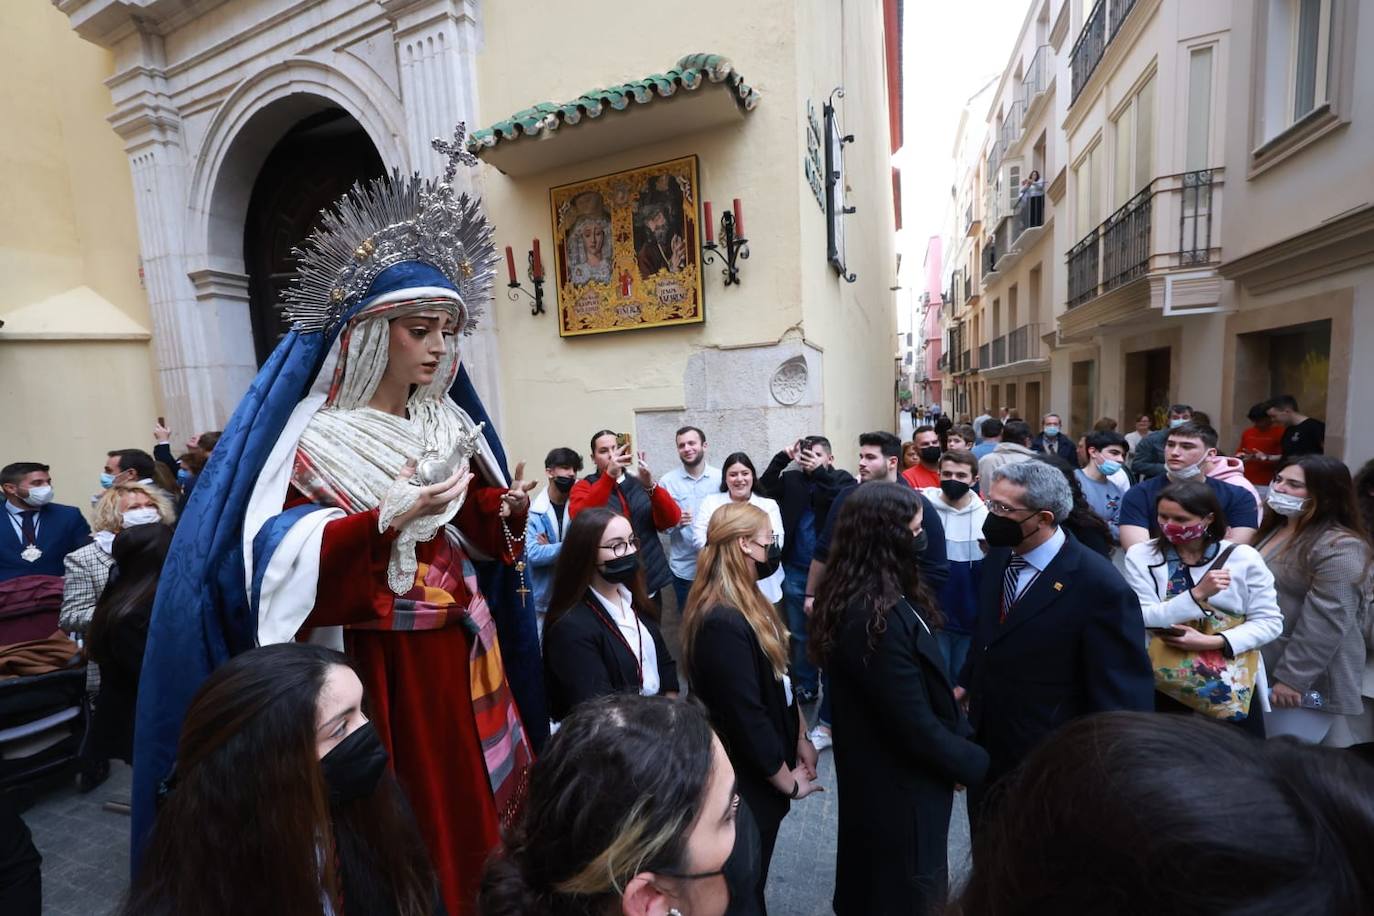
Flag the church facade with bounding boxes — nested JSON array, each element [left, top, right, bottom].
[[42, 0, 903, 479]]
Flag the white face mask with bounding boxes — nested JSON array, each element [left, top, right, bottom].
[[1266, 491, 1308, 518], [22, 486, 54, 508], [1167, 450, 1212, 481], [122, 507, 161, 528]]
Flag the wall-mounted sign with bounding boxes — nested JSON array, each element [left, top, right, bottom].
[[804, 101, 825, 212], [549, 155, 706, 337], [824, 90, 857, 283]]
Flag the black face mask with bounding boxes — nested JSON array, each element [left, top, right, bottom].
[[983, 511, 1032, 549], [320, 721, 389, 806], [551, 475, 575, 494], [599, 553, 641, 585], [940, 479, 972, 501], [918, 445, 942, 465], [665, 793, 762, 915], [754, 543, 782, 580]]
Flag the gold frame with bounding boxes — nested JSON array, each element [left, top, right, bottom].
[[549, 155, 705, 337]]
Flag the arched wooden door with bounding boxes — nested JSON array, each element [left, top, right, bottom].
[[243, 109, 385, 365]]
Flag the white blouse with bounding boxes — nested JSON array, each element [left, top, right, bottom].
[[691, 492, 786, 603], [588, 583, 660, 696]]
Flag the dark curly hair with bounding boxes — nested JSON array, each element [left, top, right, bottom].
[[808, 482, 940, 667]]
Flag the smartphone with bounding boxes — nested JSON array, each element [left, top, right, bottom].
[[615, 432, 632, 452], [1150, 625, 1186, 638]]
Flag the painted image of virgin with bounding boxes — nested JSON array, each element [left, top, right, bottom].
[[566, 213, 612, 286]]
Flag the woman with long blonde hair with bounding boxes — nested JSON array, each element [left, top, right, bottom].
[[683, 501, 821, 914]]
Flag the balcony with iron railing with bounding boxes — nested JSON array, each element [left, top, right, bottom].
[[978, 342, 990, 370], [999, 99, 1025, 153], [986, 137, 1003, 183], [991, 335, 1007, 367], [1070, 0, 1140, 104], [1018, 45, 1053, 116], [1066, 168, 1223, 310], [1007, 323, 1040, 363]]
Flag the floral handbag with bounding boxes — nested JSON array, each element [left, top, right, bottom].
[[1148, 545, 1259, 721]]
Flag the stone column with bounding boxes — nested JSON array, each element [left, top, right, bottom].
[[384, 0, 505, 428], [107, 29, 257, 438]]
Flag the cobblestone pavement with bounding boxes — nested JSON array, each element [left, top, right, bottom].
[[18, 589, 971, 915]]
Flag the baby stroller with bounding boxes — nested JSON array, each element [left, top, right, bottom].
[[0, 575, 103, 794]]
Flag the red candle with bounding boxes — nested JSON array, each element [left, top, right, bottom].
[[732, 198, 744, 237], [505, 246, 517, 284], [532, 238, 543, 279], [703, 201, 714, 244]]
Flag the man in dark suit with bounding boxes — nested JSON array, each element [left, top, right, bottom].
[[1030, 412, 1077, 463], [958, 458, 1152, 826], [1, 462, 91, 584]]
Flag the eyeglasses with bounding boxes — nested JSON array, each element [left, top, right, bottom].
[[749, 534, 780, 550], [985, 500, 1036, 517], [599, 535, 639, 557]]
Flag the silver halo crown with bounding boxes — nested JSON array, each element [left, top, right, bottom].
[[280, 124, 496, 336]]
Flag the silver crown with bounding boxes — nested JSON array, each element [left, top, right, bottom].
[[281, 124, 497, 335]]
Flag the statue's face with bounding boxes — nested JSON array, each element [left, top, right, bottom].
[[385, 310, 456, 387]]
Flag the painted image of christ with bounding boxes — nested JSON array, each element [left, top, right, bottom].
[[634, 176, 689, 278]]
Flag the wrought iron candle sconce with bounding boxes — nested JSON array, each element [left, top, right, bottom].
[[701, 198, 750, 286], [505, 242, 545, 315]]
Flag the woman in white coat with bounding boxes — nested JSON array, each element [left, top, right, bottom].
[[692, 452, 785, 603], [1123, 478, 1283, 736]]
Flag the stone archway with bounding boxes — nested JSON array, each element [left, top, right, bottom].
[[241, 109, 386, 364]]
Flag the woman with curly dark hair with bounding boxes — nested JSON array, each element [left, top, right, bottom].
[[808, 482, 988, 916]]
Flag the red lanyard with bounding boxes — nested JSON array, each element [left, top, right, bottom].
[[587, 595, 645, 687]]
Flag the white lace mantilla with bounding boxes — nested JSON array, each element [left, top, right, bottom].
[[295, 400, 480, 595]]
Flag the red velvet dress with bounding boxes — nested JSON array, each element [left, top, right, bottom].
[[289, 484, 522, 916]]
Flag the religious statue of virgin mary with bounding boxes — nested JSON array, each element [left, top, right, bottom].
[[132, 127, 543, 916]]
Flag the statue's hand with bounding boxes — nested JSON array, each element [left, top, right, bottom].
[[380, 460, 472, 533]]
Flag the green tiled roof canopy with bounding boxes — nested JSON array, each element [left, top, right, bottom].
[[467, 53, 761, 154]]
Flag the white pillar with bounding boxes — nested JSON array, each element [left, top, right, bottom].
[[384, 0, 505, 429], [108, 29, 257, 438]]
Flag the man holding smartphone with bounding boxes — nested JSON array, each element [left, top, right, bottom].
[[568, 428, 682, 604], [758, 436, 854, 705]]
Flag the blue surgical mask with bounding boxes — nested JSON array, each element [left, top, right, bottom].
[[1043, 426, 1060, 437], [99, 472, 116, 489], [1169, 418, 1186, 428], [1098, 459, 1123, 476], [176, 468, 191, 486]]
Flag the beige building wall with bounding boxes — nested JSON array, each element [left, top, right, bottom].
[[475, 0, 895, 474], [0, 1, 160, 513]]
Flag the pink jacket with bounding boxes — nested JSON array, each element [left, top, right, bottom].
[[1208, 456, 1263, 518]]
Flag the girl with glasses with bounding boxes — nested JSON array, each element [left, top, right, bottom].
[[542, 508, 679, 724], [682, 501, 821, 914]]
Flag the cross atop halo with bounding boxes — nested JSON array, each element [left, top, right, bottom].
[[432, 124, 480, 184]]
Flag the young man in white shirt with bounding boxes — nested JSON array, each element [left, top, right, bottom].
[[922, 450, 988, 681], [657, 426, 721, 611]]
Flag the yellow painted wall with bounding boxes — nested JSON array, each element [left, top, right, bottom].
[[0, 1, 160, 515], [475, 0, 895, 471]]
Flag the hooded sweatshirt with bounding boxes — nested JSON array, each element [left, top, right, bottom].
[[921, 487, 988, 635], [977, 441, 1038, 486], [1207, 455, 1263, 518]]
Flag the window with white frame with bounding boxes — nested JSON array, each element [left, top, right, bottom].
[[1074, 143, 1102, 237], [1111, 74, 1155, 207], [1185, 46, 1214, 171], [1260, 0, 1332, 144]]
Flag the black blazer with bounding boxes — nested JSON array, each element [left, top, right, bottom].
[[962, 532, 1154, 784], [828, 598, 989, 915], [757, 452, 854, 566], [90, 602, 151, 764], [542, 592, 678, 722], [688, 606, 799, 784]]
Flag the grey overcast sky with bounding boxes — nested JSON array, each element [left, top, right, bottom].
[[896, 0, 1036, 271]]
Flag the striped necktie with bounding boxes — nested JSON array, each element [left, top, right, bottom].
[[1000, 554, 1029, 623]]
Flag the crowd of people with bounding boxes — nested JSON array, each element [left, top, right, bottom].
[[3, 386, 1374, 915], [3, 121, 1372, 914]]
